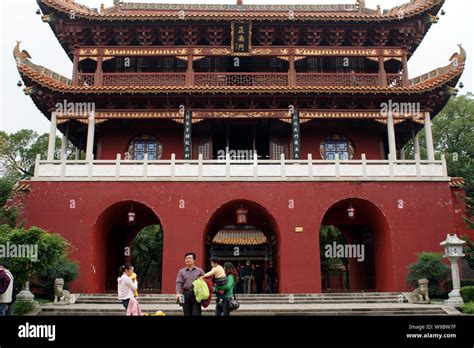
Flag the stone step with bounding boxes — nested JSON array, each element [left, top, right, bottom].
[[39, 307, 449, 316], [77, 298, 403, 304]]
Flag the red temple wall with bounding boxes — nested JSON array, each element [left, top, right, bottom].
[[23, 180, 455, 294], [451, 187, 474, 240], [300, 120, 384, 160], [97, 120, 184, 160]]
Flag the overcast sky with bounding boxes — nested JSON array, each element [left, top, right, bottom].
[[0, 0, 472, 133]]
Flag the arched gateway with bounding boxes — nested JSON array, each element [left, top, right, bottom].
[[320, 198, 394, 292], [204, 200, 280, 293], [91, 200, 163, 293]]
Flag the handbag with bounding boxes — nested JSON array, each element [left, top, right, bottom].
[[229, 294, 240, 311]]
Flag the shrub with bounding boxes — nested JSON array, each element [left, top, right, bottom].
[[460, 286, 474, 303], [461, 279, 474, 287], [33, 260, 79, 300], [13, 300, 35, 316], [462, 302, 474, 315], [406, 252, 451, 298]]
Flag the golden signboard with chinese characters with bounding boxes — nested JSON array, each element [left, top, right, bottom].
[[231, 21, 252, 55]]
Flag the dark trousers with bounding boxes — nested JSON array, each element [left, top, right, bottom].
[[215, 298, 230, 316], [183, 290, 201, 316], [268, 278, 276, 293], [256, 279, 264, 293], [122, 299, 130, 310]]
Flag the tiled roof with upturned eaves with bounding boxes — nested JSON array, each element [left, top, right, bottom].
[[38, 0, 444, 22]]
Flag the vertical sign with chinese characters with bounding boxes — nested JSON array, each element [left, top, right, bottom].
[[292, 110, 301, 160], [183, 110, 192, 160], [231, 21, 252, 54]]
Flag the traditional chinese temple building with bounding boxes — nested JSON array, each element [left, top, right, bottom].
[[12, 0, 470, 294]]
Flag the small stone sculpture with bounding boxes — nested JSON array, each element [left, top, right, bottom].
[[411, 278, 430, 303]]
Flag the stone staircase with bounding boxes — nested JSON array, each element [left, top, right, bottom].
[[39, 293, 461, 316]]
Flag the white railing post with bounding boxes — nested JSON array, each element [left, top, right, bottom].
[[389, 155, 394, 178], [143, 153, 148, 178], [361, 153, 367, 178], [253, 152, 258, 178], [307, 154, 313, 178], [335, 156, 340, 178], [34, 154, 41, 177], [171, 153, 176, 178], [441, 154, 448, 177], [280, 153, 286, 178], [415, 153, 421, 178], [198, 153, 203, 178], [115, 154, 121, 178], [225, 152, 231, 178], [88, 159, 93, 178], [60, 154, 66, 179]]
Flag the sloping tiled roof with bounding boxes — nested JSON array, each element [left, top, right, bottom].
[[212, 229, 268, 245], [13, 42, 465, 95], [450, 177, 465, 189], [38, 0, 444, 22]]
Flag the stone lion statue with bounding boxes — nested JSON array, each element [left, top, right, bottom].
[[54, 278, 71, 304], [411, 279, 430, 303]]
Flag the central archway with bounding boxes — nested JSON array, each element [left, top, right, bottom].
[[320, 198, 393, 292], [91, 200, 163, 293], [204, 200, 280, 293]]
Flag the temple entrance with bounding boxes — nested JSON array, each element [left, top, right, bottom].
[[320, 198, 393, 292], [92, 201, 163, 293], [212, 120, 270, 160], [204, 200, 279, 293]]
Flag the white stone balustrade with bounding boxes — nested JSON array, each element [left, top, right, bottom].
[[32, 153, 449, 182]]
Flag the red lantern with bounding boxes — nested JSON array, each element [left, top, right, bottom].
[[236, 207, 248, 225]]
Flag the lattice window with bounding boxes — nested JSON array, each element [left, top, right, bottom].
[[197, 140, 212, 160], [270, 137, 287, 160], [320, 135, 354, 160], [195, 57, 226, 72], [127, 136, 163, 160]]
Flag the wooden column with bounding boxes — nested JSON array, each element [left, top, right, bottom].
[[378, 54, 387, 87], [412, 124, 420, 159], [186, 54, 194, 86], [86, 111, 95, 161], [402, 50, 409, 87], [424, 111, 435, 161], [72, 50, 79, 87], [47, 112, 57, 161], [94, 50, 104, 86], [387, 109, 397, 160], [61, 122, 69, 158], [288, 54, 296, 87]]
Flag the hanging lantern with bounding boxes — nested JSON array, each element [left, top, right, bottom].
[[128, 205, 135, 224], [236, 207, 248, 225], [347, 203, 355, 220], [17, 80, 23, 87]]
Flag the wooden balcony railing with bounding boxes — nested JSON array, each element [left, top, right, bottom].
[[194, 72, 288, 87], [76, 72, 404, 88]]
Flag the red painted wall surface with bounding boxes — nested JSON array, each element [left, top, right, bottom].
[[301, 120, 384, 160], [22, 180, 456, 294], [97, 120, 184, 160]]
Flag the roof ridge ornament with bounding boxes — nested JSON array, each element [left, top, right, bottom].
[[449, 44, 467, 65], [13, 41, 32, 64]]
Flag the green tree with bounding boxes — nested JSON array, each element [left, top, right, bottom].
[[407, 252, 451, 298], [131, 225, 163, 291], [0, 225, 78, 289], [405, 93, 474, 195], [320, 225, 349, 289], [0, 177, 17, 226], [0, 130, 75, 181]]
